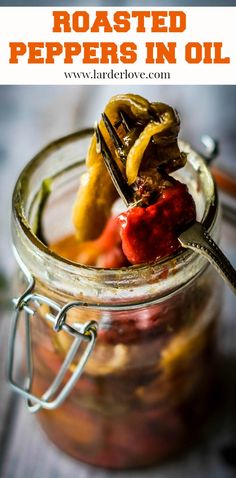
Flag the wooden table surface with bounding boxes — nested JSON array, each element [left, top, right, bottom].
[[0, 86, 236, 478]]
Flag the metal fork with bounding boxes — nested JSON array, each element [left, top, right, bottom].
[[96, 115, 236, 295]]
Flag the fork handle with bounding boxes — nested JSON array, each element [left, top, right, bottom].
[[179, 222, 236, 294]]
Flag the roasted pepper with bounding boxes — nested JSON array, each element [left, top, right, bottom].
[[72, 94, 185, 242], [118, 180, 196, 264]]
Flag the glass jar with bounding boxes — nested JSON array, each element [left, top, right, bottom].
[[10, 129, 223, 469]]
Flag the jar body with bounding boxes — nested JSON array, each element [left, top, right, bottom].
[[12, 130, 223, 469], [25, 264, 221, 469]]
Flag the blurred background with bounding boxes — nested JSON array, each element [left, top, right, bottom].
[[0, 1, 236, 477], [0, 83, 236, 478]]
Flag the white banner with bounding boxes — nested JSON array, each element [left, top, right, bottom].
[[0, 6, 235, 84]]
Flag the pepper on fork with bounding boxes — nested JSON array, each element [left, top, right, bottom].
[[96, 107, 236, 294]]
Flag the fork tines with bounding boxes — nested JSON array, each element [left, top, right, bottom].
[[114, 111, 131, 133], [95, 124, 133, 207], [102, 113, 123, 152]]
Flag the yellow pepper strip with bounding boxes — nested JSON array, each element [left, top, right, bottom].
[[72, 94, 151, 242], [72, 135, 117, 242], [126, 122, 164, 185], [126, 111, 178, 185], [105, 93, 150, 124]]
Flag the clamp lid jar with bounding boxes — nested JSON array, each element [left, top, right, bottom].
[[9, 129, 223, 469]]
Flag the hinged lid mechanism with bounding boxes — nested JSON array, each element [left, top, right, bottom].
[[7, 256, 98, 413]]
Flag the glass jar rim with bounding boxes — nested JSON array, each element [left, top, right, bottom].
[[12, 128, 219, 301]]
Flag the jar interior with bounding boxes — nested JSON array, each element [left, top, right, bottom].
[[26, 136, 215, 251]]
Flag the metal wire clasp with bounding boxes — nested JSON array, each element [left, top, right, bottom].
[[7, 268, 98, 413]]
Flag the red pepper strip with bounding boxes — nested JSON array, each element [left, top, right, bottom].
[[76, 216, 128, 268], [118, 180, 196, 265]]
